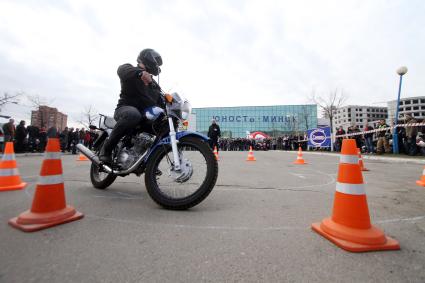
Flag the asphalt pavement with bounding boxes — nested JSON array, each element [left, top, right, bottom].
[[1, 151, 425, 282]]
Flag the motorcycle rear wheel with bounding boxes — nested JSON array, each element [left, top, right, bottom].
[[90, 162, 117, 190], [144, 136, 218, 210]]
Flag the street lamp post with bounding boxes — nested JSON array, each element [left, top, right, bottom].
[[392, 66, 408, 154]]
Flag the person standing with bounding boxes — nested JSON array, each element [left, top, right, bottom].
[[405, 113, 418, 156], [376, 119, 391, 154], [39, 127, 47, 152], [363, 122, 374, 154], [2, 118, 15, 143], [67, 128, 74, 152], [335, 126, 345, 152], [207, 119, 221, 151], [15, 120, 27, 153]]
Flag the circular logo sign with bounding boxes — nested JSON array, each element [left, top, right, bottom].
[[309, 128, 327, 146]]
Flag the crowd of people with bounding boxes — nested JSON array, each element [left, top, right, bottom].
[[1, 119, 98, 153], [334, 114, 424, 156], [216, 136, 307, 151], [2, 113, 424, 157]]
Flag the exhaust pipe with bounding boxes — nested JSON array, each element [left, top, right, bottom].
[[76, 144, 113, 173]]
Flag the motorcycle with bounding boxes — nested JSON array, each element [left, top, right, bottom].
[[76, 82, 218, 210]]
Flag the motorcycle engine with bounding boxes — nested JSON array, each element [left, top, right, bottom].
[[117, 133, 155, 170]]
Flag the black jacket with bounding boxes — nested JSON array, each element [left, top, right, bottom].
[[208, 124, 221, 139], [116, 64, 162, 113]]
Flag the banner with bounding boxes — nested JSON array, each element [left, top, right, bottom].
[[307, 127, 331, 147]]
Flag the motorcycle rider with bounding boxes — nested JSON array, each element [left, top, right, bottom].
[[99, 49, 163, 164]]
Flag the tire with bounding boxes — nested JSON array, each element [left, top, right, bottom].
[[90, 162, 117, 190], [144, 136, 218, 210]]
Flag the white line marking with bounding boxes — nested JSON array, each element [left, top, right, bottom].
[[376, 215, 425, 224], [86, 214, 304, 231], [290, 173, 306, 179], [93, 195, 143, 200]]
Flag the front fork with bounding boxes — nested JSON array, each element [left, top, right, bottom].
[[168, 117, 181, 171]]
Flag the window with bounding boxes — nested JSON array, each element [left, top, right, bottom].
[[413, 106, 419, 110], [413, 99, 419, 104], [348, 108, 351, 112], [360, 119, 363, 122], [359, 114, 363, 117], [404, 100, 411, 105], [421, 99, 425, 103], [405, 107, 412, 111], [367, 114, 370, 117]]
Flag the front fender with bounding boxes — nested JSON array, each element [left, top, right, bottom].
[[161, 131, 209, 144], [144, 131, 210, 161]]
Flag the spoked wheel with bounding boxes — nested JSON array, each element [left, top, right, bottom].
[[90, 162, 117, 189], [144, 136, 218, 210]]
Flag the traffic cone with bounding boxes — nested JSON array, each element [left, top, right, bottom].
[[77, 153, 89, 161], [311, 139, 399, 252], [416, 166, 425, 187], [293, 147, 307, 165], [0, 142, 27, 191], [9, 138, 84, 232], [246, 146, 256, 161], [213, 146, 219, 161], [357, 148, 369, 171]]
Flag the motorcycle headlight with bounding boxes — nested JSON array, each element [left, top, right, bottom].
[[181, 111, 190, 120]]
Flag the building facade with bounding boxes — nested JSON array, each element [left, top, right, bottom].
[[31, 105, 67, 131], [191, 105, 317, 138], [333, 105, 388, 132], [387, 96, 425, 122]]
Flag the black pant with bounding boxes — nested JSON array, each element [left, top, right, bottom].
[[407, 136, 417, 156], [103, 106, 142, 153], [209, 138, 219, 151]]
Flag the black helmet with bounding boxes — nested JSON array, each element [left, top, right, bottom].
[[137, 48, 162, 76]]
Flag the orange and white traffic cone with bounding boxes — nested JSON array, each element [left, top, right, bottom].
[[311, 139, 399, 252], [0, 142, 26, 191], [246, 146, 256, 161], [76, 153, 89, 161], [416, 166, 425, 187], [213, 146, 219, 161], [357, 148, 369, 171], [9, 138, 84, 232], [293, 147, 307, 165]]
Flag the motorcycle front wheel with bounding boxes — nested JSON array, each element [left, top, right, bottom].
[[144, 136, 218, 210]]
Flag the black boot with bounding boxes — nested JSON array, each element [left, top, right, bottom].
[[99, 141, 113, 164]]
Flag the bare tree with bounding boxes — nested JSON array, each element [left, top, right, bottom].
[[309, 88, 348, 135], [299, 105, 311, 131], [0, 91, 22, 112], [79, 105, 98, 128]]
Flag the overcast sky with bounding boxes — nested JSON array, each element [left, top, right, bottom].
[[0, 0, 424, 127]]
